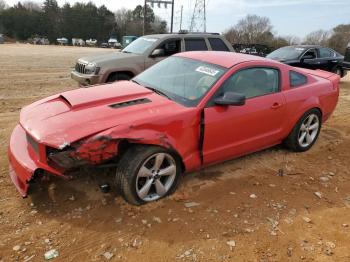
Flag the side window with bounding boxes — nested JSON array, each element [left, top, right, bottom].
[[290, 71, 307, 87], [208, 38, 229, 51], [218, 68, 280, 100], [319, 48, 333, 58], [303, 49, 317, 59], [156, 39, 181, 56], [184, 38, 208, 51]]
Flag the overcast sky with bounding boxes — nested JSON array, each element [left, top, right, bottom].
[[5, 0, 350, 38]]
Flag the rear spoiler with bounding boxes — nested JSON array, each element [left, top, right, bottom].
[[299, 68, 337, 79], [298, 68, 340, 90]]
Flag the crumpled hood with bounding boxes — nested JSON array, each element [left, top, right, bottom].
[[20, 81, 184, 148], [78, 52, 141, 66]]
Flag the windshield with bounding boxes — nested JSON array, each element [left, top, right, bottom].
[[267, 46, 305, 60], [133, 56, 227, 107], [122, 37, 158, 54]]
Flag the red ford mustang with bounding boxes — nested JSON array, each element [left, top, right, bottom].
[[8, 52, 340, 205]]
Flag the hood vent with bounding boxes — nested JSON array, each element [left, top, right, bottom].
[[109, 98, 151, 109]]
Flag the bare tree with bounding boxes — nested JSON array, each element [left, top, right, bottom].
[[115, 8, 133, 39], [328, 24, 350, 54], [0, 0, 7, 10], [283, 35, 301, 45], [303, 29, 330, 46], [22, 1, 42, 11], [224, 14, 273, 45]]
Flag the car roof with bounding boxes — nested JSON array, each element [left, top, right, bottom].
[[285, 45, 321, 49], [144, 33, 223, 39], [175, 51, 270, 69]]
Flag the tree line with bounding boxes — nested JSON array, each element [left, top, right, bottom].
[[0, 0, 167, 43], [224, 15, 350, 54]]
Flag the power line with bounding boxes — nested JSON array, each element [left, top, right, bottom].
[[143, 0, 175, 34]]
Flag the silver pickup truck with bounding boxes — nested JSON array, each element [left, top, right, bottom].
[[71, 33, 234, 86]]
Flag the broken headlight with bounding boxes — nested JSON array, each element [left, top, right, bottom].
[[47, 137, 119, 169]]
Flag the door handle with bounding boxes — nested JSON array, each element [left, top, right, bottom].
[[271, 102, 282, 109]]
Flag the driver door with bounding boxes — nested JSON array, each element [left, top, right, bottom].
[[203, 67, 286, 165], [145, 38, 182, 69], [301, 48, 319, 70]]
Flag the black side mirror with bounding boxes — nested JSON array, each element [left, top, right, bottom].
[[214, 92, 246, 106], [150, 48, 165, 58]]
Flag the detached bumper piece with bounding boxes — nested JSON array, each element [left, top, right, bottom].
[[8, 125, 64, 197]]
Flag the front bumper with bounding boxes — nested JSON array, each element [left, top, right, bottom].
[[8, 125, 64, 197], [71, 70, 102, 86]]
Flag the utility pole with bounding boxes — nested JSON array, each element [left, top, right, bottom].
[[203, 0, 206, 32], [170, 0, 174, 33], [143, 0, 146, 35], [144, 0, 175, 35], [179, 5, 183, 31]]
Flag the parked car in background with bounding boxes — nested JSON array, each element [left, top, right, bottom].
[[233, 43, 271, 57], [267, 45, 347, 78], [122, 36, 138, 48], [86, 38, 98, 46], [57, 37, 68, 45], [72, 38, 85, 46], [71, 32, 234, 86], [100, 42, 109, 48], [9, 52, 340, 205], [343, 42, 350, 71], [0, 34, 4, 44], [108, 38, 122, 49], [241, 48, 258, 56], [32, 37, 49, 45]]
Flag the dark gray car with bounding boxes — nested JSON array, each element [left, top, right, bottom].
[[267, 45, 347, 78]]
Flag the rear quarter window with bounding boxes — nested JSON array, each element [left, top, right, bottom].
[[208, 38, 229, 51], [185, 38, 208, 51], [290, 71, 307, 88]]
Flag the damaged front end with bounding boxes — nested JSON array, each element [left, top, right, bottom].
[[47, 136, 119, 169], [8, 125, 121, 197]]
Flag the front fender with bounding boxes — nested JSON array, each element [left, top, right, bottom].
[[87, 123, 201, 172]]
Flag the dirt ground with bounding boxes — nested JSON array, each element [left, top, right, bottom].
[[0, 44, 350, 262]]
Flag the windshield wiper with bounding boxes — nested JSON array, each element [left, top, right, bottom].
[[122, 50, 132, 53], [148, 87, 173, 100], [131, 80, 172, 101]]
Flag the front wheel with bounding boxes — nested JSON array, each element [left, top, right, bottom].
[[116, 145, 182, 205], [107, 73, 131, 83], [284, 109, 322, 152]]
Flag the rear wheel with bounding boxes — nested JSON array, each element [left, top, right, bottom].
[[284, 109, 322, 152], [116, 145, 181, 205], [333, 67, 343, 78], [107, 72, 132, 83]]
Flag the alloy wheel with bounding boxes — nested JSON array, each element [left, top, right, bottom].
[[136, 153, 177, 202], [298, 113, 320, 148]]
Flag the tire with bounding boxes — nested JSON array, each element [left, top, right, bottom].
[[115, 145, 182, 205], [284, 109, 322, 152], [107, 72, 132, 83]]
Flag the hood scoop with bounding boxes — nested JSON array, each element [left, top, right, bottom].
[[109, 98, 151, 109]]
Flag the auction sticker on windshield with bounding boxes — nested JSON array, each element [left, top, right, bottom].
[[196, 66, 220, 76]]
